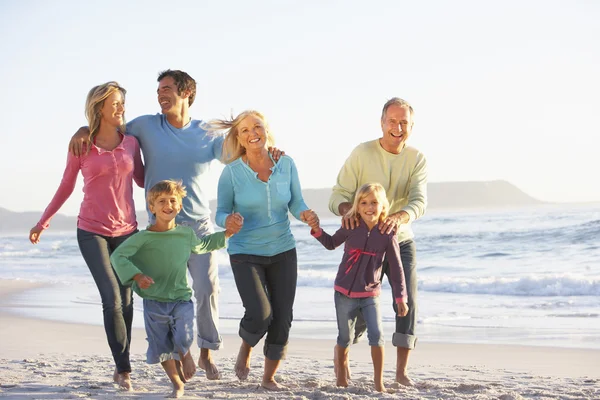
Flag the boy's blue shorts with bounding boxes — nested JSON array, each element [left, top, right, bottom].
[[143, 299, 194, 364]]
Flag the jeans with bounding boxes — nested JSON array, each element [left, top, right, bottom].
[[335, 291, 384, 348], [354, 239, 418, 349], [77, 228, 137, 373], [143, 299, 194, 364], [230, 248, 297, 360]]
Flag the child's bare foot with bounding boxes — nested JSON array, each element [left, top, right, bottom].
[[395, 373, 414, 386], [261, 378, 286, 391], [333, 347, 351, 380], [334, 345, 349, 387], [235, 342, 252, 381], [175, 360, 187, 383], [198, 349, 220, 380], [167, 381, 185, 398], [182, 352, 196, 381], [113, 368, 132, 391]]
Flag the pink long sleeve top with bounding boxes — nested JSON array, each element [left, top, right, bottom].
[[36, 134, 144, 237]]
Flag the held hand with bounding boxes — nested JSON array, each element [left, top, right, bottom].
[[300, 209, 320, 231], [225, 212, 244, 235], [397, 302, 409, 317], [29, 226, 43, 244], [267, 146, 285, 162], [68, 127, 91, 157], [341, 214, 359, 230], [379, 213, 403, 235], [134, 274, 155, 290]]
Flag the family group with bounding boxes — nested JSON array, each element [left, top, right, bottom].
[[29, 69, 427, 398]]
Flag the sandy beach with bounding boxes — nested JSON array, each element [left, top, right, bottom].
[[0, 279, 598, 399]]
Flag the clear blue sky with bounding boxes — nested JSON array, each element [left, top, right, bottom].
[[2, 0, 599, 215]]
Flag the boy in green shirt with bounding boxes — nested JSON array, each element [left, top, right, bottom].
[[111, 180, 242, 398]]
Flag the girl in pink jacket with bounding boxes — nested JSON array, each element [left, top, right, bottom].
[[311, 183, 408, 393]]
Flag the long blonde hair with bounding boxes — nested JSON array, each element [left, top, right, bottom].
[[85, 81, 127, 140], [207, 110, 275, 164], [345, 183, 390, 223]]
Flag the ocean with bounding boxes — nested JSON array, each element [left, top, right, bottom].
[[2, 203, 599, 350]]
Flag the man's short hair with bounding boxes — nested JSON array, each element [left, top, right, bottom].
[[381, 97, 414, 121], [157, 69, 197, 107]]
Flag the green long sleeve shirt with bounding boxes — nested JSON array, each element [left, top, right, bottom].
[[110, 225, 226, 302]]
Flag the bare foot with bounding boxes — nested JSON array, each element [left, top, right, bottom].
[[334, 346, 349, 388], [115, 371, 133, 391], [375, 381, 387, 393], [182, 352, 196, 381], [198, 349, 220, 380], [175, 360, 187, 383], [167, 381, 184, 398], [261, 378, 286, 391], [396, 374, 414, 386], [333, 347, 351, 380], [234, 342, 252, 381]]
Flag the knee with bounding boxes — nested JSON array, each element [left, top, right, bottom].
[[367, 328, 384, 347], [246, 311, 273, 334]]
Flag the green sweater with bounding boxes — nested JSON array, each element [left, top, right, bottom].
[[329, 139, 428, 243], [110, 225, 226, 302]]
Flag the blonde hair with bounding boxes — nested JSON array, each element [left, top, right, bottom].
[[345, 183, 389, 223], [381, 97, 414, 121], [208, 110, 275, 164], [147, 180, 187, 208], [85, 81, 127, 140]]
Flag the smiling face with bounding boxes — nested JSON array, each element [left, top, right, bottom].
[[157, 76, 189, 114], [149, 192, 182, 224], [380, 104, 413, 154], [100, 91, 125, 129], [357, 192, 384, 228], [237, 114, 268, 152]]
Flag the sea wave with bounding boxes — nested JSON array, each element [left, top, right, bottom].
[[422, 274, 600, 297]]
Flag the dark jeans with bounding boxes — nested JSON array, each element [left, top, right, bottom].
[[77, 228, 137, 373], [230, 248, 297, 360], [355, 239, 418, 349]]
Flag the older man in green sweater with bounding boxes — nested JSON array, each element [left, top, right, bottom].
[[329, 97, 428, 386]]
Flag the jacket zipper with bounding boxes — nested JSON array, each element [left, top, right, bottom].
[[347, 229, 370, 297]]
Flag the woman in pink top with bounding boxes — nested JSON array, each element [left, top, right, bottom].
[[29, 82, 144, 391]]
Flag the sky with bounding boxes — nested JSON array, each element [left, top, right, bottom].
[[1, 0, 599, 216]]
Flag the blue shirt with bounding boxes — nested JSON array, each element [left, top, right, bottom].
[[216, 155, 309, 256], [127, 114, 224, 223]]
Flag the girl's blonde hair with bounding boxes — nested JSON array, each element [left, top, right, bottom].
[[207, 110, 275, 164], [147, 180, 187, 207], [85, 81, 127, 140], [345, 183, 389, 223]]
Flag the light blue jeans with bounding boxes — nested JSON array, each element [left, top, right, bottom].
[[143, 299, 194, 364], [334, 291, 384, 348]]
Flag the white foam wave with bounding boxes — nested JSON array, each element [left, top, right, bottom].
[[422, 274, 600, 297]]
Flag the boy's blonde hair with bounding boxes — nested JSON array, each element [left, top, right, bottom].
[[345, 183, 389, 223], [147, 180, 187, 207], [207, 110, 275, 164], [85, 81, 127, 140]]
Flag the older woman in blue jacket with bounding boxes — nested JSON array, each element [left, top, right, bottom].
[[213, 110, 319, 391]]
